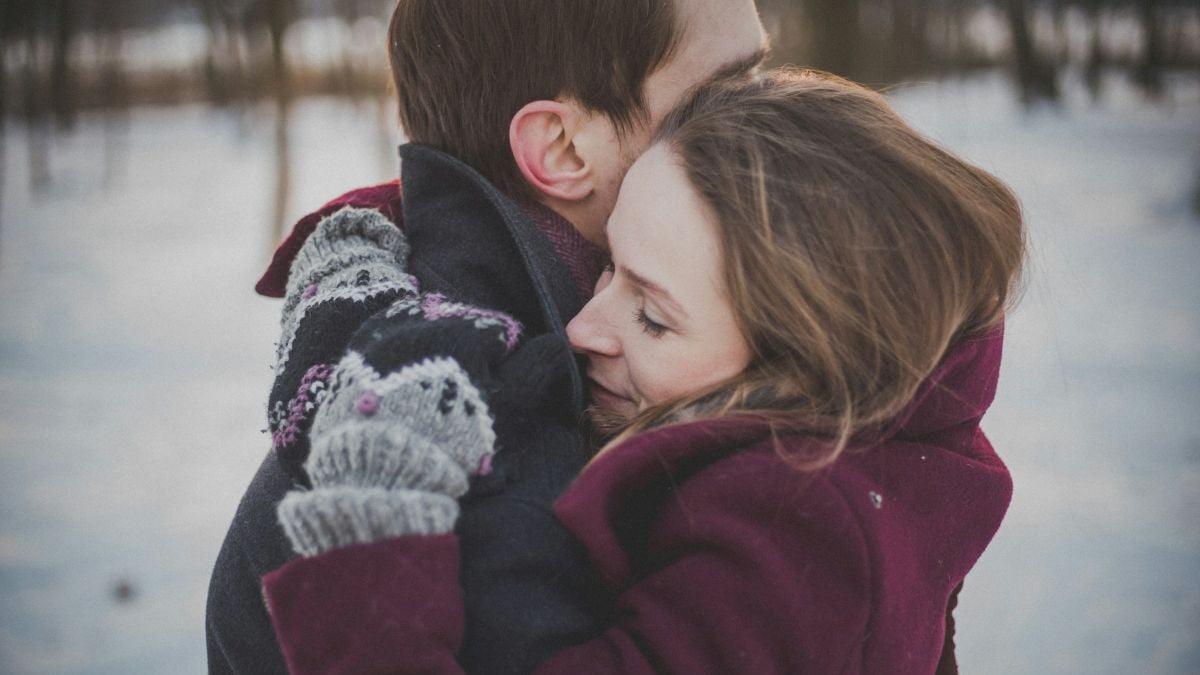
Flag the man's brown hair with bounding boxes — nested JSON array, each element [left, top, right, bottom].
[[388, 0, 680, 201]]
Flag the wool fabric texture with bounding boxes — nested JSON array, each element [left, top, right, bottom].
[[270, 206, 486, 553], [266, 207, 421, 476], [261, 328, 1013, 674], [278, 487, 460, 556], [208, 144, 602, 675], [276, 350, 500, 556]]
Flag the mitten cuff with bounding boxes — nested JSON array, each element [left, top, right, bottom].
[[278, 486, 459, 557], [305, 419, 471, 497]]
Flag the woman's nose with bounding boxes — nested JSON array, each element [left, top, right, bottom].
[[567, 297, 621, 357]]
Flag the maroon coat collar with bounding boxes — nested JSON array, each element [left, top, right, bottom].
[[557, 327, 1008, 587]]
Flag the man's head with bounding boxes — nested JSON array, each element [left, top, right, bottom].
[[388, 0, 767, 246]]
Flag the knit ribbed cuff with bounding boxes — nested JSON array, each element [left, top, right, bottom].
[[278, 486, 459, 558], [306, 420, 470, 497]]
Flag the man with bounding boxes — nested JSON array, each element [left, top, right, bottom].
[[206, 1, 768, 672]]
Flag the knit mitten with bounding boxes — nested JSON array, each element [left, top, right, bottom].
[[277, 355, 496, 557], [267, 206, 422, 481], [276, 206, 418, 374]]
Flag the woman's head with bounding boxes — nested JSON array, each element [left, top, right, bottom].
[[567, 69, 1025, 461], [566, 143, 753, 421]]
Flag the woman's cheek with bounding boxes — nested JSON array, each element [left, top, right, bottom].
[[630, 344, 687, 408], [624, 344, 656, 409]]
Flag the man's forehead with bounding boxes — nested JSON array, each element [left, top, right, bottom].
[[674, 0, 767, 54], [665, 0, 767, 82]]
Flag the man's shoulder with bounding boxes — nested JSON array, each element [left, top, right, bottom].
[[216, 451, 300, 574], [257, 181, 404, 298], [206, 452, 298, 675]]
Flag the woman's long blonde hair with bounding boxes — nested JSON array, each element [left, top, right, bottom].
[[596, 69, 1025, 469]]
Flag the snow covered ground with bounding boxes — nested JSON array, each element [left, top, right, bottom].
[[0, 98, 401, 674], [0, 71, 1197, 673], [889, 71, 1200, 674]]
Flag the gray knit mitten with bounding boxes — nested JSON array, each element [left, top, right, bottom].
[[277, 354, 496, 557], [276, 206, 418, 374]]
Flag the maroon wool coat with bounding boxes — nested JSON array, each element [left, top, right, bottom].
[[262, 329, 1012, 674]]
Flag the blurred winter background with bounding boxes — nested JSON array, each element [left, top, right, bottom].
[[0, 0, 1197, 673]]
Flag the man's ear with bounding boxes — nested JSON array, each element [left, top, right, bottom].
[[509, 101, 594, 202]]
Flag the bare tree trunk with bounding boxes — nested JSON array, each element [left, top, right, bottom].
[[267, 0, 293, 96], [224, 9, 248, 106], [199, 0, 230, 105], [889, 0, 929, 78], [806, 0, 861, 77], [336, 0, 361, 99], [945, 0, 970, 69], [1083, 0, 1104, 101], [1006, 0, 1058, 105], [49, 0, 77, 130], [23, 33, 51, 192], [1050, 0, 1069, 65], [0, 3, 8, 124], [1193, 162, 1200, 220], [757, 0, 806, 67], [271, 95, 291, 243], [0, 5, 9, 231], [267, 0, 295, 241], [196, 0, 249, 107], [1134, 0, 1163, 98], [98, 0, 128, 189]]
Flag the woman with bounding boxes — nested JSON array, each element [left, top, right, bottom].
[[264, 68, 1024, 674]]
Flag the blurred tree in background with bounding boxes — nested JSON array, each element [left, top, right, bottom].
[[1, 0, 1198, 222], [3, 0, 1196, 120], [756, 0, 1198, 101]]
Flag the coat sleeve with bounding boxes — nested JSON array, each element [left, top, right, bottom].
[[262, 458, 875, 675], [263, 535, 464, 675]]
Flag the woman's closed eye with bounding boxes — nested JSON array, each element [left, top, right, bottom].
[[634, 308, 668, 337]]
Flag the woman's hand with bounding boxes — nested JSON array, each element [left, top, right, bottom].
[[277, 354, 496, 557]]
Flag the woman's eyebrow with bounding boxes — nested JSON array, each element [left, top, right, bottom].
[[620, 265, 688, 318]]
